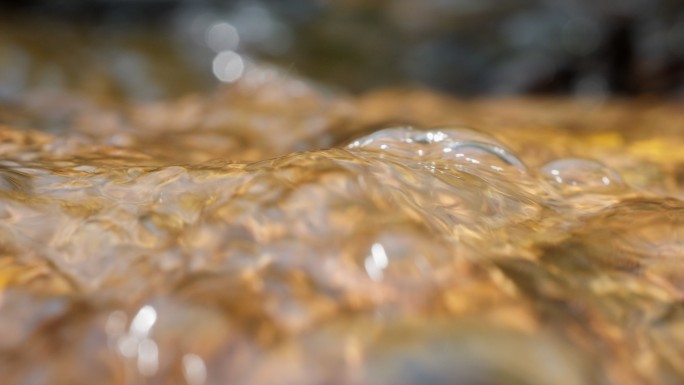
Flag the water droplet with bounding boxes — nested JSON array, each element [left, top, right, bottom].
[[105, 311, 128, 348], [364, 242, 389, 281], [137, 338, 159, 377], [205, 22, 240, 53], [212, 51, 244, 83], [183, 354, 208, 385], [540, 158, 626, 194], [117, 335, 138, 358], [130, 305, 157, 339], [347, 126, 526, 173]]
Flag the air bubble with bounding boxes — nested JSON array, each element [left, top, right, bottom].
[[347, 126, 527, 174], [540, 158, 627, 194]]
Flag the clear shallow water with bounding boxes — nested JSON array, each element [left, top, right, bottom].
[[0, 65, 684, 385]]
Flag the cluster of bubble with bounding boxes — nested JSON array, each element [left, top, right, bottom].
[[346, 125, 626, 197]]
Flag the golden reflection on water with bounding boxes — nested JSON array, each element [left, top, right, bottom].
[[1, 64, 684, 385]]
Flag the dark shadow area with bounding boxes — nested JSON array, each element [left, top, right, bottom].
[[0, 0, 683, 98]]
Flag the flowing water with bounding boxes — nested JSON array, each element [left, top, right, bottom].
[[1, 64, 684, 385]]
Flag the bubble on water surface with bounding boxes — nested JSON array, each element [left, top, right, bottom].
[[347, 126, 527, 174], [540, 158, 627, 195]]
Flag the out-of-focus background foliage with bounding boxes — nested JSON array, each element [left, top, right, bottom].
[[1, 0, 683, 102]]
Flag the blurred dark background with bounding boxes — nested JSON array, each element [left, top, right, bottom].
[[1, 0, 683, 102]]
